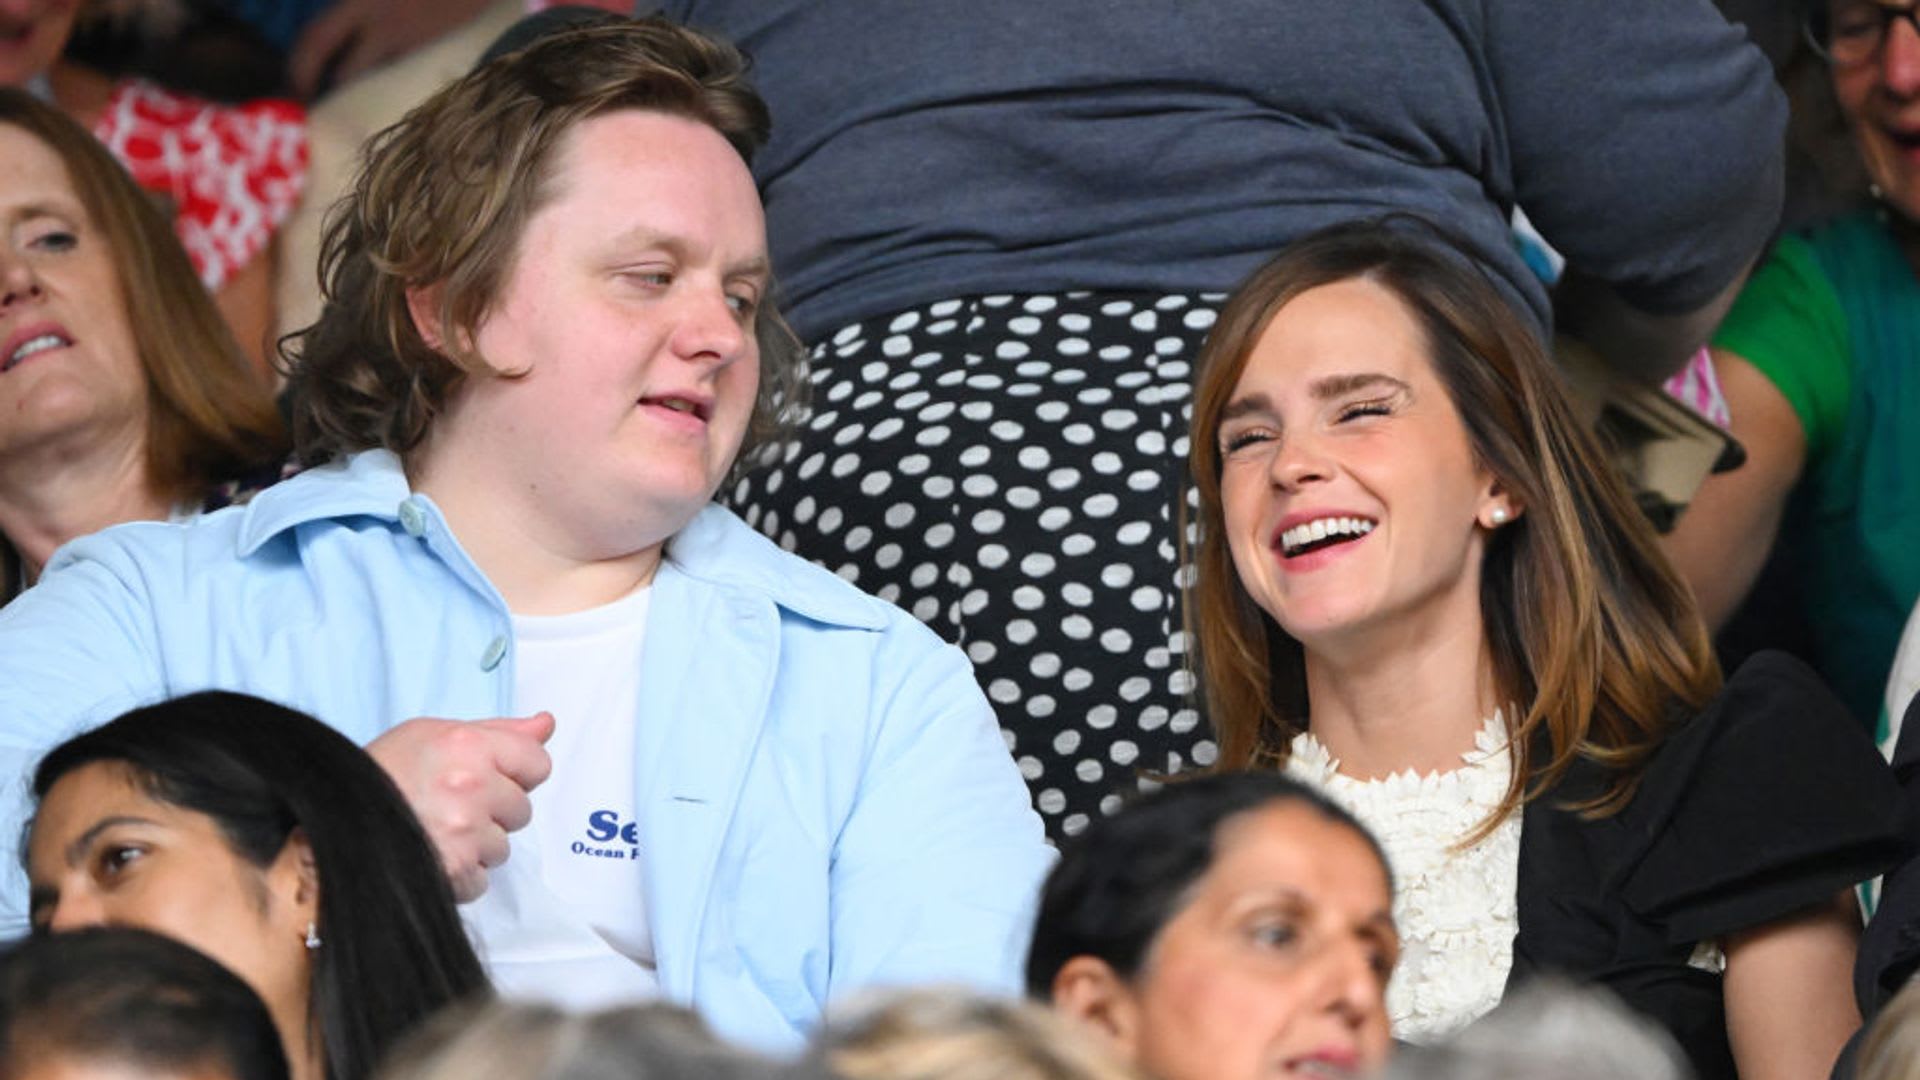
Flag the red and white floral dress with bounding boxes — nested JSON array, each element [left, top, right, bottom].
[[90, 79, 307, 292]]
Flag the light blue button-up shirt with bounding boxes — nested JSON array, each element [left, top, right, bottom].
[[0, 450, 1053, 1051]]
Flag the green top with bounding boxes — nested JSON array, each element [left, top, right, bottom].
[[1712, 210, 1920, 731]]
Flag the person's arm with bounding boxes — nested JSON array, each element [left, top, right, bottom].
[[826, 620, 1055, 997], [1488, 0, 1784, 380], [1723, 891, 1864, 1080], [365, 712, 554, 901], [1555, 265, 1752, 386], [0, 536, 175, 935], [1661, 348, 1808, 631]]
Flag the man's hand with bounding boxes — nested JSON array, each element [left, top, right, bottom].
[[367, 712, 555, 902], [289, 0, 497, 99]]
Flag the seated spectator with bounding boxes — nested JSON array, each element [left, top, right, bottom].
[[1184, 217, 1907, 1079], [0, 927, 289, 1080], [24, 691, 488, 1080], [376, 1001, 801, 1080], [0, 18, 1050, 1053], [1381, 980, 1691, 1080], [0, 3, 306, 373], [1665, 0, 1920, 734], [820, 989, 1142, 1080], [0, 88, 288, 607], [1026, 772, 1397, 1080]]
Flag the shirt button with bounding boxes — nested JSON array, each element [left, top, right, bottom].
[[479, 635, 508, 672], [397, 498, 427, 538]]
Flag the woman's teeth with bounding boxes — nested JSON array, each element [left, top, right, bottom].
[[1281, 517, 1375, 557], [3, 334, 65, 372]]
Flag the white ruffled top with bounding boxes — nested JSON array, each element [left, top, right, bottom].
[[1283, 714, 1520, 1044], [1284, 714, 1725, 1044]]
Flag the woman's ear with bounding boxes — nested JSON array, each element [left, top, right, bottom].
[[1479, 475, 1525, 528], [1049, 956, 1146, 1063], [269, 828, 321, 929], [405, 284, 449, 354]]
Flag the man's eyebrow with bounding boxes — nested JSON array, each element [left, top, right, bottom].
[[726, 255, 770, 280], [1308, 372, 1411, 401], [604, 225, 679, 253]]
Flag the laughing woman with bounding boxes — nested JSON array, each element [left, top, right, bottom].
[[1185, 218, 1908, 1080]]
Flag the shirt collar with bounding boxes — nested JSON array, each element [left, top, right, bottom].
[[235, 450, 887, 631]]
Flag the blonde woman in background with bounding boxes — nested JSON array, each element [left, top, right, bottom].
[[1858, 980, 1920, 1080], [376, 1001, 809, 1080], [822, 990, 1143, 1080]]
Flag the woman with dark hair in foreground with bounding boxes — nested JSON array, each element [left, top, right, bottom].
[[0, 926, 290, 1080], [1027, 771, 1398, 1080], [1186, 217, 1907, 1079], [24, 691, 488, 1080]]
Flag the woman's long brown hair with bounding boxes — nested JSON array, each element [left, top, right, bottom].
[[1184, 218, 1720, 830], [0, 89, 287, 604]]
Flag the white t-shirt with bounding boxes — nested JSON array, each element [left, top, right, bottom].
[[463, 585, 660, 1008]]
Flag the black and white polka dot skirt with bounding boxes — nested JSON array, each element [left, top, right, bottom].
[[725, 291, 1224, 838]]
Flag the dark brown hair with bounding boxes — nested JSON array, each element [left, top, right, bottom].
[[282, 17, 805, 467], [1185, 218, 1720, 827], [0, 88, 289, 601]]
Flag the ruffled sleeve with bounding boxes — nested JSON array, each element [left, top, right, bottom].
[[91, 79, 308, 292], [1513, 653, 1904, 1080], [1615, 651, 1906, 945]]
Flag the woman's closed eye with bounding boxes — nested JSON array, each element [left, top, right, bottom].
[[1222, 427, 1276, 454], [1335, 398, 1394, 423]]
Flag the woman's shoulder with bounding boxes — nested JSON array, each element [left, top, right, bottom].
[[92, 78, 309, 290], [1790, 208, 1913, 299], [1642, 651, 1888, 802], [1532, 652, 1905, 942]]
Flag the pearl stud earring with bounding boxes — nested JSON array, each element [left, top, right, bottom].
[[1489, 507, 1510, 526]]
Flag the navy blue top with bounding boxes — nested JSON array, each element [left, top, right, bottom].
[[655, 0, 1784, 343]]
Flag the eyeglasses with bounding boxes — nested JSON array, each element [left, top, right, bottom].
[[1806, 1, 1920, 65]]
